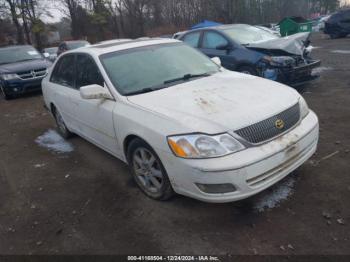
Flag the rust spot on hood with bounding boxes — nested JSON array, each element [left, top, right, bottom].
[[195, 97, 219, 114]]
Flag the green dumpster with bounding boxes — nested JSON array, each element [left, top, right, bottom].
[[279, 16, 312, 36]]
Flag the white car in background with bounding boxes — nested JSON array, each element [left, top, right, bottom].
[[42, 38, 319, 203]]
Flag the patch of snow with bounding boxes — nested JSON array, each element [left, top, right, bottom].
[[331, 50, 350, 54], [34, 163, 46, 168], [312, 66, 333, 75], [254, 176, 296, 212], [35, 129, 74, 154]]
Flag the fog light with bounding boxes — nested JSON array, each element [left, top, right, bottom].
[[196, 183, 236, 194]]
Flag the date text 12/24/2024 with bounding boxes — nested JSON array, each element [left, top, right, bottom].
[[127, 256, 220, 261]]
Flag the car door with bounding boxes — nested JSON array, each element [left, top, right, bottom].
[[71, 53, 121, 157], [49, 54, 79, 131], [199, 31, 237, 70]]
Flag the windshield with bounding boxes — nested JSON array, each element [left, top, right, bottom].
[[0, 46, 43, 65], [67, 41, 90, 50], [222, 25, 279, 45], [100, 43, 219, 96], [44, 47, 58, 54]]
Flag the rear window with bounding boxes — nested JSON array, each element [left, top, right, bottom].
[[67, 41, 90, 50], [44, 47, 58, 54]]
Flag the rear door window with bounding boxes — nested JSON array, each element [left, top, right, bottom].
[[76, 54, 104, 89], [182, 32, 201, 48], [50, 55, 75, 88]]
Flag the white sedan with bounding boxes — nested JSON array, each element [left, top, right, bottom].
[[42, 38, 319, 203]]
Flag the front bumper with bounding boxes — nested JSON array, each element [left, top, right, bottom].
[[1, 77, 44, 95], [160, 111, 319, 203], [278, 60, 322, 87], [262, 60, 321, 87]]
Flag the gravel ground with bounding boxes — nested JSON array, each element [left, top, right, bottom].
[[0, 33, 349, 256]]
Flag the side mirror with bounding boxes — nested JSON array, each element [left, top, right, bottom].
[[80, 84, 114, 100], [211, 57, 222, 67], [43, 52, 50, 58], [216, 43, 232, 51]]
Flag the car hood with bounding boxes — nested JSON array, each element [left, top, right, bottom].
[[246, 32, 311, 56], [127, 71, 300, 134], [0, 59, 52, 74]]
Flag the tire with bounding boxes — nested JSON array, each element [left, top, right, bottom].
[[127, 138, 174, 201], [238, 65, 258, 76], [53, 107, 73, 139], [0, 85, 12, 100]]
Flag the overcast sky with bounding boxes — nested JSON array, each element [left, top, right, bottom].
[[41, 1, 64, 23], [41, 0, 350, 24]]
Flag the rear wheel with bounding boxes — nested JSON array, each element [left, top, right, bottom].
[[127, 138, 174, 201], [53, 107, 73, 139]]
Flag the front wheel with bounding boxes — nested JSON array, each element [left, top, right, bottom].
[[0, 85, 12, 100], [53, 107, 73, 139], [330, 33, 346, 39], [127, 139, 174, 201]]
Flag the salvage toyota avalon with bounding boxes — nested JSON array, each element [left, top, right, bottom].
[[42, 38, 319, 203]]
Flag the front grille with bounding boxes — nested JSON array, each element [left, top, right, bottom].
[[17, 68, 47, 80], [235, 103, 300, 144]]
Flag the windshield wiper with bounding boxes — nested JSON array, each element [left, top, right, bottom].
[[163, 73, 211, 85], [125, 73, 212, 96]]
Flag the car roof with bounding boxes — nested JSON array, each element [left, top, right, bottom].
[[94, 39, 131, 45], [64, 38, 181, 56], [183, 24, 254, 34]]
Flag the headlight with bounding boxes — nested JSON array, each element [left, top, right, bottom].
[[299, 96, 310, 119], [1, 73, 18, 80], [168, 133, 245, 159], [263, 56, 295, 67]]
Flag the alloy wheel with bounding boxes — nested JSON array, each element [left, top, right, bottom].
[[132, 148, 164, 194]]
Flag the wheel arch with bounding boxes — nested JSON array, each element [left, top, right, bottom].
[[123, 134, 148, 163]]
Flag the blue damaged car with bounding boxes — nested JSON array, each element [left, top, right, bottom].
[[0, 45, 52, 100], [179, 24, 321, 87]]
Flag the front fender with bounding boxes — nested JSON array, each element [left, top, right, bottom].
[[113, 101, 191, 162]]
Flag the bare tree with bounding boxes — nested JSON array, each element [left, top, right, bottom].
[[4, 0, 24, 44]]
